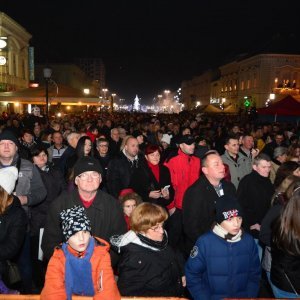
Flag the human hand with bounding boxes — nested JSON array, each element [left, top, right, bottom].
[[149, 190, 161, 199], [18, 195, 28, 205], [250, 223, 261, 231], [161, 187, 170, 199], [181, 276, 186, 287], [251, 148, 259, 158], [168, 207, 176, 216]]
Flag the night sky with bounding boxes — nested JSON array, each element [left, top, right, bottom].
[[1, 1, 300, 104]]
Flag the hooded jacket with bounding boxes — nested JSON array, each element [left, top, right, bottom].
[[110, 230, 184, 297], [164, 149, 200, 209]]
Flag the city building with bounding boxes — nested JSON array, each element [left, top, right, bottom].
[[76, 58, 106, 95], [0, 12, 31, 91], [182, 53, 300, 110]]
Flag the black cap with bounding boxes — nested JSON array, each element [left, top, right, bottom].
[[0, 130, 19, 147], [216, 195, 243, 224], [132, 130, 143, 138], [74, 157, 103, 178], [179, 134, 195, 145]]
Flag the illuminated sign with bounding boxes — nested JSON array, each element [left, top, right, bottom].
[[28, 47, 35, 81], [210, 98, 220, 104]]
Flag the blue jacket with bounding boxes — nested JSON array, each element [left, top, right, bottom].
[[185, 231, 261, 300]]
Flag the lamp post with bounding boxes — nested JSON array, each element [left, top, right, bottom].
[[102, 88, 108, 99], [111, 93, 116, 112], [43, 67, 52, 118]]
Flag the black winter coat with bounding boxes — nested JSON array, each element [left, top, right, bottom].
[[237, 171, 275, 239], [117, 243, 184, 297], [129, 162, 174, 208], [271, 242, 300, 294], [183, 175, 236, 255], [107, 152, 142, 198], [30, 165, 66, 236], [0, 197, 27, 275], [41, 189, 127, 261]]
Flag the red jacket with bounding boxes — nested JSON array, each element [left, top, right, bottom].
[[41, 237, 120, 300], [164, 149, 201, 209]]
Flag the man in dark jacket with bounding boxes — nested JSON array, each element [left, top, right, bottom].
[[107, 136, 140, 198], [183, 151, 236, 256], [42, 156, 127, 265], [237, 153, 274, 260]]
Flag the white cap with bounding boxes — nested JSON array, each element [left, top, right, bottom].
[[161, 134, 172, 145], [0, 167, 18, 194]]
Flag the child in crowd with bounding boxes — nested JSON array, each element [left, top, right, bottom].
[[41, 205, 120, 300], [119, 188, 142, 230], [185, 195, 261, 300]]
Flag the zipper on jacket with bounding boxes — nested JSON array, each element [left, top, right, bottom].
[[97, 270, 103, 292]]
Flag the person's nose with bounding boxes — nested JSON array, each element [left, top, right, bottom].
[[77, 232, 84, 241], [232, 218, 239, 226]]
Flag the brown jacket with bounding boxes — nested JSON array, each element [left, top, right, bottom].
[[40, 237, 120, 300]]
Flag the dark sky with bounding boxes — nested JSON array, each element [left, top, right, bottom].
[[1, 1, 300, 103]]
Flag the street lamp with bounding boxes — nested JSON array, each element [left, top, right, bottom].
[[43, 67, 52, 119], [111, 93, 116, 112], [164, 90, 170, 101], [102, 88, 108, 99]]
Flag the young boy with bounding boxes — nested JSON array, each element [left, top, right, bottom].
[[185, 195, 261, 300], [41, 205, 120, 300]]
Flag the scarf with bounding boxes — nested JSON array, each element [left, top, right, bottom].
[[212, 224, 242, 243], [137, 231, 168, 250], [62, 237, 95, 300], [147, 161, 160, 182]]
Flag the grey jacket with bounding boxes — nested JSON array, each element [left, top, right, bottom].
[[0, 155, 47, 209], [221, 151, 251, 189]]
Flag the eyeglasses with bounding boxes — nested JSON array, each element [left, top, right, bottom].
[[78, 172, 100, 180], [99, 144, 109, 147], [149, 223, 164, 232]]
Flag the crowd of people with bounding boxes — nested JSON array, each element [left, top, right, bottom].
[[0, 108, 299, 299]]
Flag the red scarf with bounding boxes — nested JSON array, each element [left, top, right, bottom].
[[147, 161, 160, 182], [79, 194, 96, 208]]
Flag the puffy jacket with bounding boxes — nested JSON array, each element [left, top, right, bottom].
[[164, 149, 200, 209], [40, 237, 120, 300], [185, 231, 261, 300], [111, 231, 184, 297]]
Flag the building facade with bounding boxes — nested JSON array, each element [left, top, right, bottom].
[[0, 12, 32, 92], [182, 53, 300, 109], [76, 58, 106, 96]]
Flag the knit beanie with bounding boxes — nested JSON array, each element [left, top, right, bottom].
[[0, 130, 19, 147], [60, 206, 92, 241], [0, 166, 18, 194], [216, 195, 243, 224]]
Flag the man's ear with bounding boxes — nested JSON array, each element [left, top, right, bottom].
[[74, 177, 78, 186], [202, 166, 208, 176]]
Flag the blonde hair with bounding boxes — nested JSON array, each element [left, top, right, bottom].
[[130, 202, 168, 233], [0, 186, 13, 214]]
